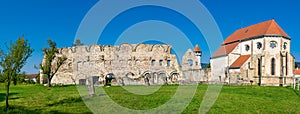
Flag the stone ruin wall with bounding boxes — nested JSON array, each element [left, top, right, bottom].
[[40, 43, 213, 86], [41, 44, 191, 85]]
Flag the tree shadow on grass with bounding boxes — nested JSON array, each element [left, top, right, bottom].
[[0, 105, 41, 114], [0, 93, 19, 102], [0, 105, 92, 114], [47, 96, 84, 106], [293, 89, 300, 97]]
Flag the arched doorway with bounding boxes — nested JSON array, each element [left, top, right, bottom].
[[258, 58, 261, 86], [105, 73, 115, 86], [170, 71, 179, 83]]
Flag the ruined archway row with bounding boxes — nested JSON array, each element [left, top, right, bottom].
[[58, 43, 173, 54]]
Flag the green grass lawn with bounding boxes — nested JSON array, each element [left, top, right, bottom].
[[1, 84, 300, 113]]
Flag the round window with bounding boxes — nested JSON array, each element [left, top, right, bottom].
[[257, 42, 262, 49], [245, 45, 250, 51], [270, 41, 277, 49]]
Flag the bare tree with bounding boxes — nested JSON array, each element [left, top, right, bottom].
[[40, 39, 66, 87]]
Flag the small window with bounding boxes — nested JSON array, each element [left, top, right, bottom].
[[188, 59, 193, 66], [271, 58, 275, 75], [283, 42, 287, 50], [257, 42, 262, 49], [270, 41, 277, 49], [87, 56, 90, 61], [159, 60, 163, 66], [245, 45, 250, 51], [167, 60, 171, 67], [151, 60, 155, 66]]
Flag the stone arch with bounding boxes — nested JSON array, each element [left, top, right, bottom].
[[170, 71, 180, 82], [142, 71, 152, 78], [71, 47, 77, 53], [119, 43, 133, 52], [62, 48, 70, 54], [104, 45, 113, 51], [90, 44, 103, 52], [85, 46, 91, 52], [134, 44, 148, 52], [151, 71, 167, 84], [150, 44, 166, 52], [125, 72, 136, 79], [157, 70, 167, 75], [105, 73, 115, 86], [161, 44, 169, 52], [58, 48, 63, 54], [119, 43, 133, 60], [166, 45, 172, 53]]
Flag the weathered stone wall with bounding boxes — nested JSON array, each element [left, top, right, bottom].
[[40, 44, 207, 86]]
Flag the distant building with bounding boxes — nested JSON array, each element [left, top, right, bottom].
[[25, 74, 38, 83], [211, 19, 295, 86]]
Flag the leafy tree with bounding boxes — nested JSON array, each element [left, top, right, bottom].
[[205, 63, 211, 68], [0, 36, 33, 110], [73, 39, 83, 46], [40, 39, 67, 87]]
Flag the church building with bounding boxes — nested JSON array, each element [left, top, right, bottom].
[[210, 19, 295, 86]]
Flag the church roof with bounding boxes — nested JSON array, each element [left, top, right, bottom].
[[230, 55, 251, 69], [224, 19, 289, 44], [193, 44, 201, 52], [212, 19, 289, 58], [212, 42, 239, 58]]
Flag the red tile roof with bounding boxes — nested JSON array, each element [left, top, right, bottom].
[[212, 42, 239, 58], [223, 19, 289, 44], [212, 19, 288, 58], [25, 74, 38, 78], [193, 44, 201, 52], [230, 55, 251, 68], [295, 68, 300, 75]]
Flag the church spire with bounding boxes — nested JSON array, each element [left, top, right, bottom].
[[193, 44, 201, 53]]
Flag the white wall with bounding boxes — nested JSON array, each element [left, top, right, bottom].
[[211, 56, 228, 82]]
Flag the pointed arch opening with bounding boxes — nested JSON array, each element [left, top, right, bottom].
[[271, 58, 275, 75]]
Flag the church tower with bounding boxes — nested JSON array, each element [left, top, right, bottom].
[[193, 44, 202, 68]]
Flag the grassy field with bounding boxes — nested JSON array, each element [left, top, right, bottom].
[[0, 84, 300, 113]]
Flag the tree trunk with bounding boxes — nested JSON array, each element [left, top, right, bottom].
[[6, 81, 10, 110], [48, 78, 51, 87]]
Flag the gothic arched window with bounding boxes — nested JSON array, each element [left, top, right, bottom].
[[258, 59, 261, 76], [151, 60, 155, 66], [283, 42, 287, 50], [159, 60, 163, 66], [188, 59, 193, 66], [271, 58, 275, 75], [167, 60, 171, 67]]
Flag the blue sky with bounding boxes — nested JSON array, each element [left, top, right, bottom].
[[0, 0, 299, 74]]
